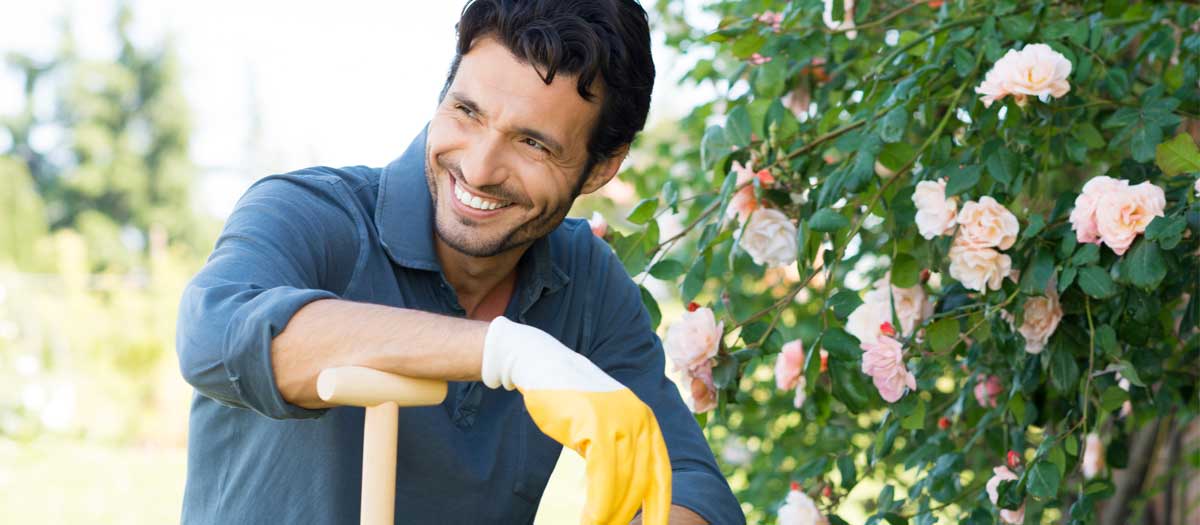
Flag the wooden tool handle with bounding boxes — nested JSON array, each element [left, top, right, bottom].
[[317, 366, 448, 407]]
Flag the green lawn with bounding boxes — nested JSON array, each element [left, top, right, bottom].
[[0, 436, 586, 524]]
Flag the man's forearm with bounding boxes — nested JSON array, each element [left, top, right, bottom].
[[271, 298, 488, 409]]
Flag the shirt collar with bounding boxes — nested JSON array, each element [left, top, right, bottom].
[[374, 125, 570, 304]]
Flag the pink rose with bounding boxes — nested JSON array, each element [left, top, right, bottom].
[[778, 484, 829, 525], [748, 53, 772, 65], [588, 211, 608, 238], [1069, 176, 1127, 244], [1069, 176, 1165, 254], [738, 208, 798, 268], [726, 161, 776, 223], [754, 11, 783, 33], [863, 277, 933, 337], [1094, 181, 1166, 255], [986, 466, 1027, 524], [682, 365, 717, 414], [912, 179, 959, 239], [775, 339, 808, 408], [860, 335, 915, 403], [976, 43, 1072, 108], [956, 196, 1020, 250], [1082, 432, 1104, 479], [664, 307, 723, 373], [948, 240, 1013, 292], [974, 375, 1004, 408], [1018, 288, 1062, 354]]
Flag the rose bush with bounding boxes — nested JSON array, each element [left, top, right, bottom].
[[600, 1, 1199, 523]]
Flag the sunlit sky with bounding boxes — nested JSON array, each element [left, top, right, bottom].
[[0, 0, 716, 218]]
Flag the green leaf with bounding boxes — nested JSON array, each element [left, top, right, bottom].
[[700, 125, 731, 170], [648, 259, 686, 280], [1100, 386, 1129, 412], [878, 142, 916, 172], [810, 208, 850, 233], [626, 197, 658, 224], [1049, 344, 1080, 394], [838, 455, 857, 490], [1070, 244, 1100, 267], [681, 254, 708, 303], [639, 285, 662, 330], [1059, 267, 1077, 294], [1095, 324, 1118, 357], [754, 59, 787, 99], [1145, 216, 1187, 250], [1073, 123, 1106, 149], [822, 327, 863, 360], [1021, 214, 1046, 241], [944, 165, 982, 197], [985, 145, 1018, 190], [1077, 266, 1117, 299], [1119, 239, 1166, 291], [902, 397, 927, 430], [1027, 461, 1062, 499], [1154, 133, 1200, 176], [731, 32, 766, 59], [829, 289, 865, 320], [1008, 394, 1026, 423], [890, 253, 921, 288], [927, 318, 959, 352], [1115, 360, 1145, 387], [725, 105, 753, 148], [712, 354, 738, 388], [879, 106, 910, 144], [1020, 249, 1056, 295], [1131, 124, 1162, 163]]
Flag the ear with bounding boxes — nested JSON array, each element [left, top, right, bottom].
[[578, 144, 630, 195]]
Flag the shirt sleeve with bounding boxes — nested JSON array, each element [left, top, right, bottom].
[[583, 237, 745, 525], [175, 172, 364, 420]]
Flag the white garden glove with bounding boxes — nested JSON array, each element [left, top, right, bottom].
[[482, 316, 672, 525]]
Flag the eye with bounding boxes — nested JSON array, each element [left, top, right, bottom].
[[455, 104, 475, 118], [522, 137, 547, 152]]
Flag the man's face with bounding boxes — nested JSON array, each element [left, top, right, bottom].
[[426, 36, 604, 258]]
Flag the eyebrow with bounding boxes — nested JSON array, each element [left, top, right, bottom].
[[448, 91, 566, 156]]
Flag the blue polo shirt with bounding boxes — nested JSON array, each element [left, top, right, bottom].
[[175, 127, 744, 524]]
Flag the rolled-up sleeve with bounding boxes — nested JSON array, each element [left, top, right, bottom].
[[176, 172, 363, 420], [584, 242, 745, 525]]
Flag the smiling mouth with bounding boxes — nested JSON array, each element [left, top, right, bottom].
[[451, 177, 513, 211]]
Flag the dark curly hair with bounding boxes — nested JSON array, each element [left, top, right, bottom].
[[440, 0, 656, 181]]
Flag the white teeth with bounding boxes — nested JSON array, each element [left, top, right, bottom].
[[454, 181, 509, 211]]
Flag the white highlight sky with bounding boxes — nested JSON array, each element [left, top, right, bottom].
[[0, 0, 715, 218]]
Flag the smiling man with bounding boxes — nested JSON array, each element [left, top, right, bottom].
[[175, 1, 743, 524]]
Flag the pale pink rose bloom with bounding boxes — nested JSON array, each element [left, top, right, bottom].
[[986, 466, 1027, 524], [860, 335, 915, 403], [1082, 432, 1105, 479], [956, 196, 1020, 250], [846, 299, 889, 344], [778, 486, 829, 525], [948, 239, 1013, 292], [863, 277, 933, 337], [976, 43, 1071, 108], [588, 211, 608, 238], [738, 208, 798, 268], [1019, 288, 1062, 354], [1094, 181, 1166, 255], [664, 307, 723, 373], [912, 179, 959, 239], [726, 161, 776, 223], [974, 375, 1004, 408], [775, 339, 805, 391], [683, 365, 717, 414], [1069, 176, 1127, 244]]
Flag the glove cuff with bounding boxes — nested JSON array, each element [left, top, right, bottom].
[[482, 315, 521, 390]]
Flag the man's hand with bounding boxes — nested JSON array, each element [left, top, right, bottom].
[[483, 316, 672, 525]]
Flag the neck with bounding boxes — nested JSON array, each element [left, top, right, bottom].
[[434, 236, 526, 313]]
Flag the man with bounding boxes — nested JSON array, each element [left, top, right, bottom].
[[175, 1, 744, 523]]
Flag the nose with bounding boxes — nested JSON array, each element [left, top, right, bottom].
[[459, 131, 511, 191]]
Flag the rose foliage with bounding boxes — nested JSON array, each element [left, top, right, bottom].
[[602, 1, 1200, 523]]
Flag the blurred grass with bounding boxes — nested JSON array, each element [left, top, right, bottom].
[[0, 435, 587, 524]]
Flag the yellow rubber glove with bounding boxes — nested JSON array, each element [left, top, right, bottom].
[[483, 316, 672, 525]]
